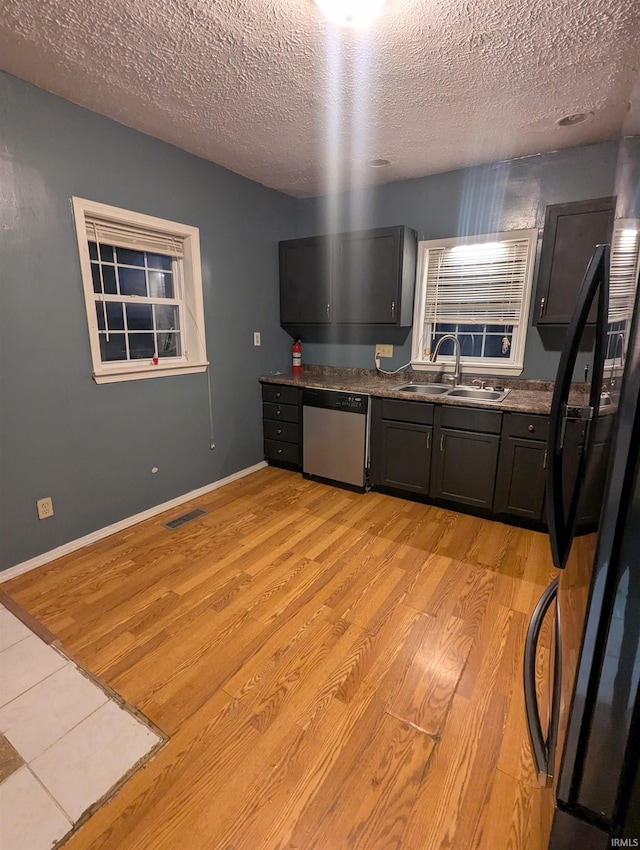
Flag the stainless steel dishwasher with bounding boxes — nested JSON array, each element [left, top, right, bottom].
[[302, 388, 369, 489]]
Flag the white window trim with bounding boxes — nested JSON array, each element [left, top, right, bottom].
[[410, 229, 539, 377], [72, 197, 209, 384]]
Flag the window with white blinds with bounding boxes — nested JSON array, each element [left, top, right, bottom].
[[411, 229, 538, 376], [605, 220, 640, 368], [73, 197, 208, 384], [609, 221, 640, 323], [424, 238, 531, 325]]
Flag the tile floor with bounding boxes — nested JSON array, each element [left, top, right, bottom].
[[0, 604, 163, 850]]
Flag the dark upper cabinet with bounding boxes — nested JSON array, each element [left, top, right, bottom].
[[279, 236, 332, 325], [335, 226, 416, 325], [534, 197, 615, 325], [279, 225, 417, 328]]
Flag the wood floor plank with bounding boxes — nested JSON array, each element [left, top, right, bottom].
[[1, 466, 556, 850], [471, 768, 532, 850], [403, 602, 513, 848], [303, 713, 436, 850], [386, 613, 475, 735]]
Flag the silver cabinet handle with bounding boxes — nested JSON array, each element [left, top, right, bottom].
[[426, 432, 430, 450], [391, 301, 396, 319], [326, 303, 331, 319], [528, 424, 535, 433], [276, 391, 281, 399], [543, 448, 548, 469], [440, 435, 444, 452], [277, 428, 282, 435], [540, 297, 546, 318], [276, 408, 281, 416]]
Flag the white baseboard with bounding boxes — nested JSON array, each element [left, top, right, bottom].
[[1, 462, 268, 583]]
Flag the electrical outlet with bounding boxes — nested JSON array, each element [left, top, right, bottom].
[[253, 332, 261, 346], [375, 344, 393, 358], [37, 497, 54, 520]]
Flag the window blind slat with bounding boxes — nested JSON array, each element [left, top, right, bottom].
[[85, 218, 184, 258]]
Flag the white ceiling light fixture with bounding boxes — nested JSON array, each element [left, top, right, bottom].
[[314, 0, 386, 28]]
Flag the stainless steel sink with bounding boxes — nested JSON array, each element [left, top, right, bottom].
[[446, 386, 511, 402], [395, 382, 450, 395]]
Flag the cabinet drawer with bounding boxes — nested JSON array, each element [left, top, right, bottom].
[[264, 439, 300, 465], [503, 413, 550, 441], [263, 420, 300, 444], [262, 384, 299, 405], [378, 398, 434, 425], [263, 401, 299, 423], [440, 406, 502, 434]]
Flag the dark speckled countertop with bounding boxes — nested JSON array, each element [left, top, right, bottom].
[[260, 365, 591, 416]]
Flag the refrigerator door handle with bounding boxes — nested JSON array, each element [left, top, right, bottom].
[[524, 576, 561, 786], [546, 244, 610, 570]]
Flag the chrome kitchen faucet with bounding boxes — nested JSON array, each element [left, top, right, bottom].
[[430, 334, 462, 386]]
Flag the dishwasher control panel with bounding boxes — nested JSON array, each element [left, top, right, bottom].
[[302, 388, 369, 414]]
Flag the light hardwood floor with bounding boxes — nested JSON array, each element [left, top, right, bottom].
[[3, 466, 559, 850]]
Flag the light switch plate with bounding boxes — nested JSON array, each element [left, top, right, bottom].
[[375, 344, 393, 358]]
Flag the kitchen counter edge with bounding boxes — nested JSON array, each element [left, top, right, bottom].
[[259, 372, 554, 416]]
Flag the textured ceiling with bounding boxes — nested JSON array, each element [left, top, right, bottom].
[[1, 0, 639, 198]]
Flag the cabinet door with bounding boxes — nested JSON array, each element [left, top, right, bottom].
[[370, 419, 432, 494], [279, 236, 332, 325], [335, 226, 416, 325], [431, 427, 500, 508], [534, 197, 615, 325], [494, 437, 547, 520], [577, 413, 614, 527]]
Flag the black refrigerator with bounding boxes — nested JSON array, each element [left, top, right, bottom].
[[523, 235, 640, 848]]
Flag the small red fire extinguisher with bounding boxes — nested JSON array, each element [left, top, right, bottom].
[[292, 338, 302, 376]]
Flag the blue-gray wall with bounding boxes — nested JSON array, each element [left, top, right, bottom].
[[2, 68, 637, 572], [293, 140, 637, 376], [0, 72, 296, 571]]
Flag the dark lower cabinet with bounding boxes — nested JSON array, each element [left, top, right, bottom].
[[371, 421, 432, 493], [371, 399, 501, 510], [370, 398, 433, 493], [262, 383, 302, 470], [430, 406, 502, 509], [264, 382, 614, 531], [578, 412, 614, 527], [494, 413, 549, 522], [431, 427, 500, 509]]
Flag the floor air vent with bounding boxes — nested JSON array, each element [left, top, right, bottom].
[[163, 508, 207, 530]]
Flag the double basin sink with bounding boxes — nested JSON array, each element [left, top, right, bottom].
[[394, 382, 511, 403]]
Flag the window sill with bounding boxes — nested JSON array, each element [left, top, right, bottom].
[[410, 360, 524, 378], [93, 362, 209, 384]]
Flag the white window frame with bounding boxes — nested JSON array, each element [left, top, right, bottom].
[[72, 197, 208, 384], [410, 229, 539, 377]]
